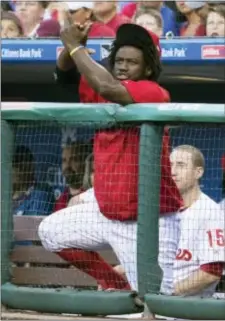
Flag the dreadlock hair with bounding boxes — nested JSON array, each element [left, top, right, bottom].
[[108, 39, 162, 82]]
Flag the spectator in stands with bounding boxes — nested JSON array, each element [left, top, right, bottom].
[[54, 142, 91, 211], [170, 145, 224, 297], [93, 0, 130, 32], [121, 1, 177, 36], [206, 4, 225, 37], [43, 1, 68, 24], [176, 1, 208, 36], [15, 1, 60, 37], [12, 145, 54, 216], [133, 7, 163, 37], [64, 2, 115, 37], [1, 11, 24, 38]]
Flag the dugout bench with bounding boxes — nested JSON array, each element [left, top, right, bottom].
[[12, 216, 119, 288], [11, 216, 225, 292]]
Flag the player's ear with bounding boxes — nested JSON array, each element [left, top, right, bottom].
[[196, 167, 204, 180]]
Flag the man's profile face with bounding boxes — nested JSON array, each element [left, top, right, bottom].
[[170, 149, 203, 194], [113, 46, 148, 81], [62, 146, 84, 189]]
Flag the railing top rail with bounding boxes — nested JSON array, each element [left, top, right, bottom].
[[2, 102, 225, 123]]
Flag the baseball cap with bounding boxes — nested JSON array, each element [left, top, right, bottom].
[[184, 1, 206, 9], [116, 23, 161, 56], [65, 2, 93, 11]]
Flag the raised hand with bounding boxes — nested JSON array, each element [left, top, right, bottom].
[[60, 12, 92, 53]]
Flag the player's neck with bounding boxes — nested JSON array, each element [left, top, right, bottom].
[[181, 186, 201, 208], [23, 21, 40, 36]]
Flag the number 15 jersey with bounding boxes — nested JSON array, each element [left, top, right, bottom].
[[174, 192, 225, 297]]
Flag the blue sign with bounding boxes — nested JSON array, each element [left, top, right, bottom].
[[2, 38, 225, 65]]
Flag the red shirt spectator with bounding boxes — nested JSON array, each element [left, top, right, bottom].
[[36, 19, 60, 37], [89, 21, 115, 37], [106, 13, 130, 32], [93, 1, 130, 32], [179, 22, 205, 36], [176, 1, 207, 37]]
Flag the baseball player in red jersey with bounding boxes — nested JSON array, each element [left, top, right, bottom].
[[38, 19, 183, 291]]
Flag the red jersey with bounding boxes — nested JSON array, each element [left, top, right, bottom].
[[79, 77, 183, 221], [105, 13, 130, 32], [89, 22, 115, 37], [54, 188, 70, 212], [54, 188, 84, 212]]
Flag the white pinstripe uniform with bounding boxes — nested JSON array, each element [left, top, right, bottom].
[[172, 192, 225, 297]]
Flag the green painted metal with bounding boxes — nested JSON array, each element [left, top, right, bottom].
[[2, 103, 225, 123], [137, 124, 163, 298], [1, 121, 14, 285], [1, 283, 143, 316], [145, 293, 225, 320]]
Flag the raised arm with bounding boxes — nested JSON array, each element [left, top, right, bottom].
[[57, 48, 75, 71], [60, 21, 133, 105]]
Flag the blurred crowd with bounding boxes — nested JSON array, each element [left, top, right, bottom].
[[1, 1, 225, 39]]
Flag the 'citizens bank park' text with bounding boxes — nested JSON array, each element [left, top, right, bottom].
[[1, 48, 43, 59]]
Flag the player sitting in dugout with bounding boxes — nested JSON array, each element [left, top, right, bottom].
[[38, 17, 184, 292], [54, 142, 91, 211], [114, 146, 225, 297], [67, 153, 95, 207], [169, 145, 224, 297], [13, 145, 55, 216]]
